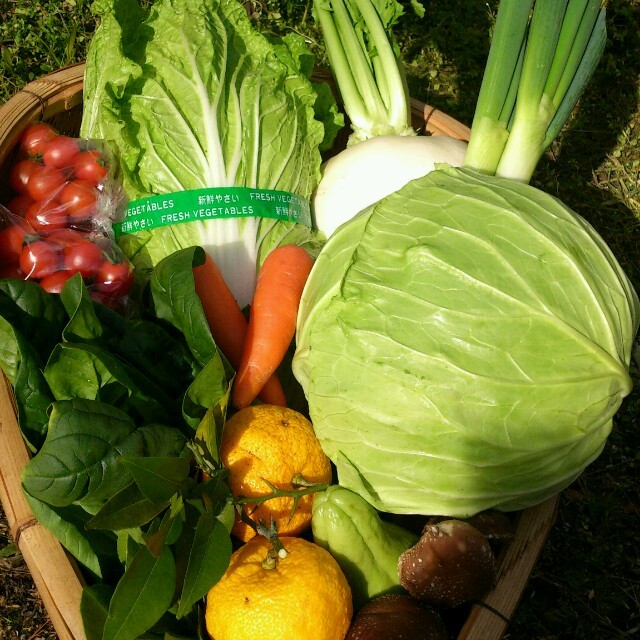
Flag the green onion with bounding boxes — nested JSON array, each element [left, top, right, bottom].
[[313, 0, 422, 145], [463, 0, 533, 175], [463, 0, 606, 183]]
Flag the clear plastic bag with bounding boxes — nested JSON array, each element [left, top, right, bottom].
[[0, 122, 133, 310]]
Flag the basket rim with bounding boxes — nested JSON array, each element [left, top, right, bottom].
[[0, 62, 85, 169]]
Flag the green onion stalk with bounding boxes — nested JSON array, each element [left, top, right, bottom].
[[463, 0, 607, 183]]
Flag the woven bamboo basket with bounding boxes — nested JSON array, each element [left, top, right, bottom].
[[0, 62, 559, 640]]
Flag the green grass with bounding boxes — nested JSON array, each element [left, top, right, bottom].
[[1, 1, 639, 639]]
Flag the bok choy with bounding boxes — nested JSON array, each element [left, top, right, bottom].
[[81, 0, 342, 307]]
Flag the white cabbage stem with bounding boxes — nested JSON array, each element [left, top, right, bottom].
[[312, 134, 468, 238]]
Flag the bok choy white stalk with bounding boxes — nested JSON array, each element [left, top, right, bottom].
[[81, 0, 342, 308]]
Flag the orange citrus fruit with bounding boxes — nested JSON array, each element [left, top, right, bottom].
[[205, 536, 353, 640], [221, 404, 332, 542]]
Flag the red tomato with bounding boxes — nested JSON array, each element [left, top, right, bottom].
[[19, 240, 63, 279], [9, 158, 39, 195], [6, 194, 35, 217], [73, 150, 109, 185], [64, 240, 104, 278], [0, 263, 26, 280], [26, 164, 67, 201], [0, 226, 27, 265], [59, 180, 98, 220], [94, 261, 134, 296], [41, 228, 90, 247], [41, 135, 80, 169], [20, 123, 58, 157], [39, 270, 76, 293], [25, 199, 68, 232]]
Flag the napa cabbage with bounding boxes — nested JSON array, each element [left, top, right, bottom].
[[293, 165, 639, 517], [81, 0, 342, 307]]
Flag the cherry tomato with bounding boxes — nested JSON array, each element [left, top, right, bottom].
[[73, 149, 109, 185], [59, 180, 98, 220], [9, 158, 39, 195], [20, 122, 58, 157], [0, 226, 27, 265], [39, 270, 76, 293], [41, 135, 80, 169], [19, 240, 63, 279], [64, 240, 104, 278], [26, 164, 67, 202], [25, 199, 68, 232], [41, 228, 90, 247], [0, 263, 26, 280], [6, 194, 35, 217], [94, 260, 134, 296]]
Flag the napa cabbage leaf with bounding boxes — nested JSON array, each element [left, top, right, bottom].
[[82, 0, 341, 306]]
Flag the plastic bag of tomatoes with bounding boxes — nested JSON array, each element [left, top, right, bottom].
[[1, 122, 134, 310]]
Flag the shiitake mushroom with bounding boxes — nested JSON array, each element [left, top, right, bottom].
[[427, 510, 515, 542], [397, 519, 497, 608], [346, 593, 447, 640]]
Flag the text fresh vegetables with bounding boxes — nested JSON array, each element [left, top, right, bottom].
[[80, 0, 341, 307], [293, 165, 639, 517]]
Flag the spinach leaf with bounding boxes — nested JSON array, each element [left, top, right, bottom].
[[175, 511, 231, 619], [21, 399, 141, 506], [0, 316, 53, 450], [81, 583, 114, 640], [149, 247, 217, 369], [44, 342, 177, 424], [102, 544, 176, 640], [104, 318, 198, 398], [0, 278, 66, 356], [182, 354, 231, 431], [86, 482, 171, 532], [60, 273, 105, 342]]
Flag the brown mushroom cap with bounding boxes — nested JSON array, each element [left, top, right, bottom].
[[427, 510, 515, 541], [346, 593, 447, 640], [397, 519, 497, 608]]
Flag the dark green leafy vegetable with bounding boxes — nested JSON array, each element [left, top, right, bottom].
[[0, 247, 241, 638]]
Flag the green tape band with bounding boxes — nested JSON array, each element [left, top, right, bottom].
[[113, 187, 312, 237]]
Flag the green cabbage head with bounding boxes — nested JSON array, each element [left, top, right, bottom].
[[293, 165, 639, 517]]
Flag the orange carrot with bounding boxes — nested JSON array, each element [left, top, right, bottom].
[[232, 244, 314, 410], [193, 253, 287, 407]]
